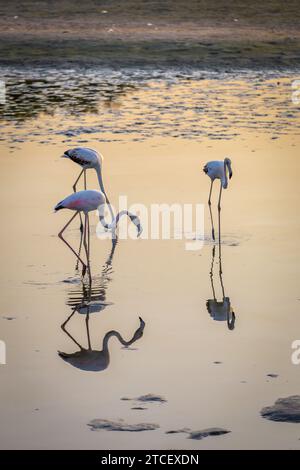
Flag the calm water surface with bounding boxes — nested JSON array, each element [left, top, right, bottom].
[[0, 66, 300, 449]]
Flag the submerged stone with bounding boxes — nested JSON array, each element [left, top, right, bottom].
[[88, 418, 159, 432], [261, 396, 300, 423]]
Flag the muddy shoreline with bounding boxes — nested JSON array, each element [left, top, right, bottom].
[[1, 36, 300, 69], [1, 0, 299, 68]]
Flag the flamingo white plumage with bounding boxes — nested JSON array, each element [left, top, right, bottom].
[[203, 157, 233, 242], [62, 147, 114, 220], [54, 189, 142, 275]]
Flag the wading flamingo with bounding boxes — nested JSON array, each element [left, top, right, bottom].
[[62, 147, 114, 234], [203, 158, 233, 243], [54, 189, 142, 276]]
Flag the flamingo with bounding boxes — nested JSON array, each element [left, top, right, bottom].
[[203, 157, 233, 243], [62, 147, 114, 229], [54, 189, 142, 275]]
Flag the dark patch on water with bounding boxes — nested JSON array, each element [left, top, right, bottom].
[[189, 428, 230, 440], [121, 393, 167, 403], [88, 418, 159, 432], [267, 373, 279, 378], [166, 427, 190, 434], [166, 427, 230, 440], [261, 396, 300, 422]]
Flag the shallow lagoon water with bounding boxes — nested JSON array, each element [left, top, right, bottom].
[[0, 67, 300, 449]]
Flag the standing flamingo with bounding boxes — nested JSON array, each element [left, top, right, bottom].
[[54, 189, 142, 275], [62, 147, 114, 220], [203, 157, 233, 243]]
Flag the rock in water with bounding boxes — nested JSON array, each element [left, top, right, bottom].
[[88, 418, 159, 432], [261, 396, 300, 423], [188, 427, 230, 440]]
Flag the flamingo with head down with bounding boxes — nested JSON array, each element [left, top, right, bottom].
[[203, 157, 233, 243], [54, 189, 142, 276]]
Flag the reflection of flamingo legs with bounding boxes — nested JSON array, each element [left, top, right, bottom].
[[85, 312, 91, 350], [206, 244, 235, 330], [61, 307, 93, 351], [61, 307, 83, 350], [209, 245, 216, 300]]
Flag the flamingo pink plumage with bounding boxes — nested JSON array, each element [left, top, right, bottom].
[[54, 190, 142, 275]]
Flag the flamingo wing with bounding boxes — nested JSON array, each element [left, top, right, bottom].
[[55, 190, 104, 212], [62, 147, 101, 167]]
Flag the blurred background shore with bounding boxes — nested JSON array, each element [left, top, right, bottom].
[[0, 0, 299, 68]]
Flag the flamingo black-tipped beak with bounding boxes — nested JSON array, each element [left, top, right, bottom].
[[54, 202, 64, 212], [229, 171, 233, 179]]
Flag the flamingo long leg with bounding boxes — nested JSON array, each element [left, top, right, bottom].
[[75, 172, 88, 270], [83, 213, 92, 283], [75, 224, 84, 271], [72, 169, 84, 192], [217, 182, 223, 273], [75, 178, 87, 269], [87, 212, 91, 263], [208, 180, 215, 241], [72, 169, 84, 237], [58, 211, 87, 275]]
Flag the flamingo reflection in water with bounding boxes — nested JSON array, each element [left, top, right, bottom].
[[58, 237, 146, 371], [206, 244, 236, 331], [59, 315, 145, 372]]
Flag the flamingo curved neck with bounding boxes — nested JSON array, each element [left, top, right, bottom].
[[95, 164, 114, 221], [222, 159, 228, 189]]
